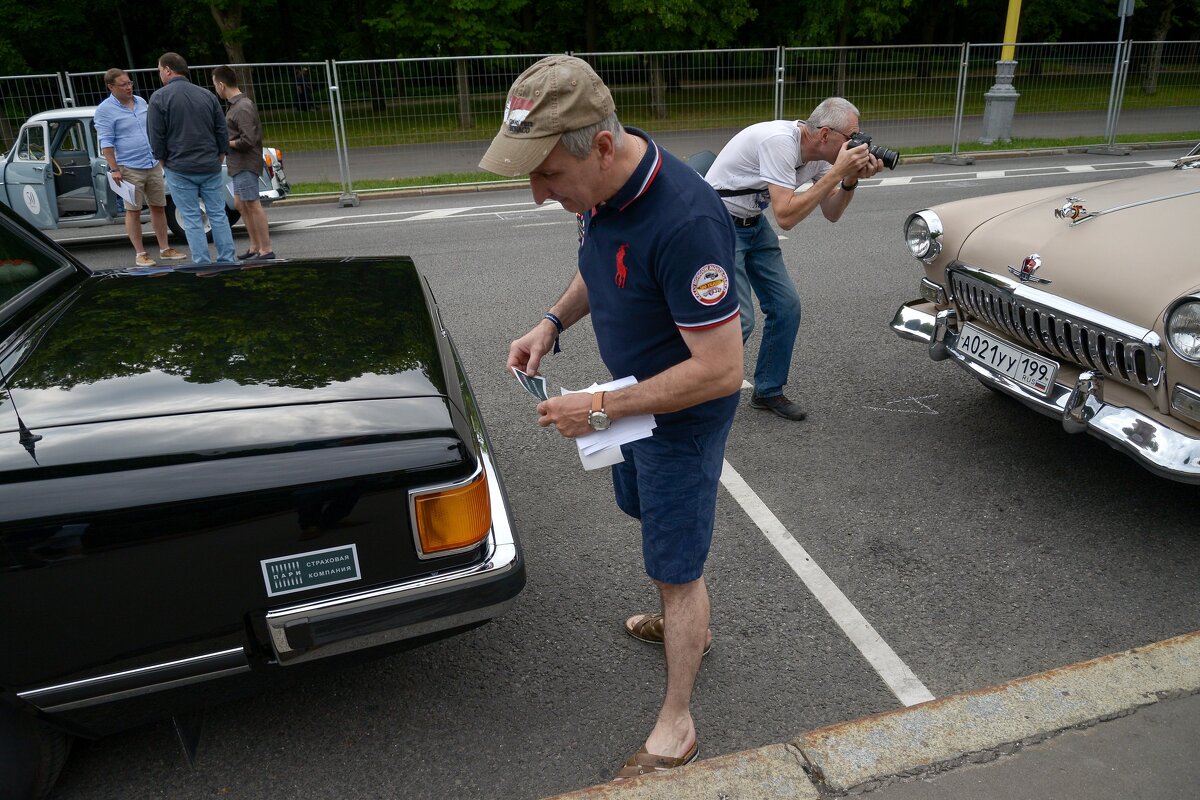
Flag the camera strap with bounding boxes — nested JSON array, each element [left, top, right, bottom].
[[715, 187, 763, 197]]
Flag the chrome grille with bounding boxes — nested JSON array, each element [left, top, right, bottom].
[[948, 265, 1165, 401]]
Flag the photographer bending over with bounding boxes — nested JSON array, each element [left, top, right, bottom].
[[706, 98, 888, 420]]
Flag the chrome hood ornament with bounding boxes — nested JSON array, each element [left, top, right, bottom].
[[1008, 253, 1052, 285], [1054, 196, 1087, 221]]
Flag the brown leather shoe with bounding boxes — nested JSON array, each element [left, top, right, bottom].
[[624, 612, 712, 655]]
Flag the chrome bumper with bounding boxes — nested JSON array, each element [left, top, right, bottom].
[[891, 299, 1200, 484], [264, 443, 523, 665]]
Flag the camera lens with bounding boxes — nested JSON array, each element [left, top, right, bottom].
[[869, 144, 900, 170]]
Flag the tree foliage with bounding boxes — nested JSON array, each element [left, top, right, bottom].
[[0, 0, 1197, 75]]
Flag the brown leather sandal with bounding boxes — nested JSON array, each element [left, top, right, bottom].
[[623, 612, 712, 655], [612, 740, 699, 782]]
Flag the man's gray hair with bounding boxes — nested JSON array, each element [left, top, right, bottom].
[[805, 97, 860, 135], [559, 112, 625, 159]]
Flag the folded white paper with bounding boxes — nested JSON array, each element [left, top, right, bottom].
[[106, 173, 137, 206], [561, 376, 656, 470]]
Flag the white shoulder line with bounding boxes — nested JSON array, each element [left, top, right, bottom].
[[720, 458, 935, 707]]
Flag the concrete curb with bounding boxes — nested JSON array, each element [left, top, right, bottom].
[[544, 630, 1200, 799]]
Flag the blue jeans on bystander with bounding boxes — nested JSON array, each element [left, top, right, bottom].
[[163, 168, 236, 265], [733, 216, 801, 399]]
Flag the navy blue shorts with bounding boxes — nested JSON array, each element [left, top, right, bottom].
[[612, 417, 733, 585]]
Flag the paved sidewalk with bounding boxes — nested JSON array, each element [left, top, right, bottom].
[[543, 630, 1200, 799]]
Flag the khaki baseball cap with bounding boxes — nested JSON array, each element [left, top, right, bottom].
[[479, 55, 616, 177]]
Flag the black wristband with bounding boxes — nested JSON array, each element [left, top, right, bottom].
[[840, 179, 858, 191]]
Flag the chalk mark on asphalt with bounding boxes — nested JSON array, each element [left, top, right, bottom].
[[720, 459, 936, 707], [865, 394, 940, 414]]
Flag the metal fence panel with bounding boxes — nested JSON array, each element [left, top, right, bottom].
[[1118, 41, 1200, 140], [0, 74, 69, 151], [782, 45, 965, 153], [960, 42, 1124, 144], [331, 54, 553, 185]]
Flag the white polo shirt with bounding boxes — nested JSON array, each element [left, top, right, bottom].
[[705, 119, 832, 220]]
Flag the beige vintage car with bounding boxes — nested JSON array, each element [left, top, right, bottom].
[[892, 143, 1200, 484]]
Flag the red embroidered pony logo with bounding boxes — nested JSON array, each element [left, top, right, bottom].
[[615, 244, 629, 288]]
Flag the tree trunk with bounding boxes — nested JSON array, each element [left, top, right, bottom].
[[647, 54, 668, 120], [1142, 0, 1175, 95], [209, 3, 253, 101], [456, 59, 473, 130], [585, 0, 597, 53]]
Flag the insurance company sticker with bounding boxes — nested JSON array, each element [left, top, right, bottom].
[[261, 544, 361, 597], [691, 264, 730, 306]]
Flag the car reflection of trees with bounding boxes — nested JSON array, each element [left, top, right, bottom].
[[9, 262, 441, 391]]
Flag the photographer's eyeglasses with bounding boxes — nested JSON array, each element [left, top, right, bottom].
[[826, 126, 857, 141]]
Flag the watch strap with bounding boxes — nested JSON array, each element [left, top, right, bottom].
[[591, 391, 605, 414]]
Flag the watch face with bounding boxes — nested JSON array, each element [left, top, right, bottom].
[[588, 411, 610, 431]]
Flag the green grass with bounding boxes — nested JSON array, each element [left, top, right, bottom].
[[901, 130, 1200, 157], [291, 172, 518, 195]]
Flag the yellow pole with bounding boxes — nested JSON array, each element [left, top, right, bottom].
[[1001, 0, 1023, 61]]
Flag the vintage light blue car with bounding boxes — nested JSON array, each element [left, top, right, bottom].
[[1, 107, 288, 238]]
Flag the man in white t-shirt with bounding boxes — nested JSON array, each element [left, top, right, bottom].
[[705, 98, 882, 420]]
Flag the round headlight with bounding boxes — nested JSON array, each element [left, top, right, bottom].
[[1167, 299, 1200, 362], [904, 210, 943, 262]]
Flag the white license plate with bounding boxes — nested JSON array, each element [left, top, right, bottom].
[[955, 323, 1058, 397]]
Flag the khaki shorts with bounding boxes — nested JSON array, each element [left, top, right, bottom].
[[118, 165, 166, 210]]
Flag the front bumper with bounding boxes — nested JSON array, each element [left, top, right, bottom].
[[892, 299, 1200, 484]]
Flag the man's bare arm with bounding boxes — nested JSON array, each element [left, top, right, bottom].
[[535, 317, 743, 437]]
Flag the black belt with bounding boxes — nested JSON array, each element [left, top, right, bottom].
[[732, 215, 760, 228]]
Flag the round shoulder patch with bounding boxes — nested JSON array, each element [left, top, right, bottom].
[[691, 264, 730, 306]]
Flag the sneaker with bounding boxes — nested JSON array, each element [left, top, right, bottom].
[[158, 248, 187, 261], [134, 253, 155, 267], [255, 251, 277, 261], [750, 393, 807, 421]]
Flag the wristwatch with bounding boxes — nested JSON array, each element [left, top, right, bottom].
[[588, 391, 610, 431]]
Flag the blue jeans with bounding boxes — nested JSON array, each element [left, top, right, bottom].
[[734, 217, 802, 398], [164, 168, 236, 265]]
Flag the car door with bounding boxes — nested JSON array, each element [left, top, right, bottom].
[[86, 118, 117, 220], [48, 119, 101, 220], [3, 122, 59, 229]]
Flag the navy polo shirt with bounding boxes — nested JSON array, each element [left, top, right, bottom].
[[579, 128, 740, 436]]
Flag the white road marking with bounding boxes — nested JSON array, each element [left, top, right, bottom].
[[877, 176, 912, 187], [720, 459, 936, 707], [1064, 165, 1096, 172]]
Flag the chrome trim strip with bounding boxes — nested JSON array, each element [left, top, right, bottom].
[[266, 441, 520, 665], [17, 648, 249, 712], [1067, 187, 1200, 226], [891, 301, 1200, 484]]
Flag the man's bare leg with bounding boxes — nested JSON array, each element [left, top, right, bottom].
[[243, 199, 272, 254], [123, 210, 146, 258], [643, 576, 708, 758], [149, 205, 172, 252]]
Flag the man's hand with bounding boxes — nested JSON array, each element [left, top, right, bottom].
[[507, 318, 559, 377], [110, 169, 123, 185], [535, 392, 593, 438], [833, 141, 876, 182]]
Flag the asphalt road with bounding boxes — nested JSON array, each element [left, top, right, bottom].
[[49, 148, 1200, 800]]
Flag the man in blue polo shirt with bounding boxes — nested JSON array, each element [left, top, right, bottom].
[[481, 56, 742, 782]]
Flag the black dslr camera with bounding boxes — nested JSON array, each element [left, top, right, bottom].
[[847, 131, 899, 170]]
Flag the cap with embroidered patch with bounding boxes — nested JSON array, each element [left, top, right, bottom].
[[479, 55, 616, 177]]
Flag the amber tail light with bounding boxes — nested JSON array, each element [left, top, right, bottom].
[[411, 469, 492, 557]]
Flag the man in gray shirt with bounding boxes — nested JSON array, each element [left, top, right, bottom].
[[147, 52, 235, 264], [213, 65, 273, 260]]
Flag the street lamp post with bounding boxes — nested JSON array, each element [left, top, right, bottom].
[[979, 0, 1023, 144]]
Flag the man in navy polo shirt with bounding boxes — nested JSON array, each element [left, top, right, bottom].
[[481, 56, 742, 782]]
